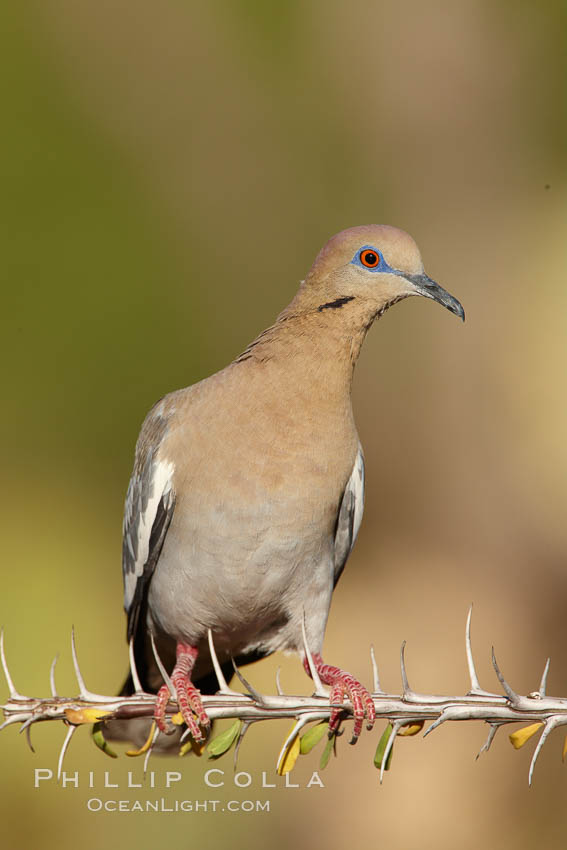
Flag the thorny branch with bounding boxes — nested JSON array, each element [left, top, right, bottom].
[[1, 608, 567, 785]]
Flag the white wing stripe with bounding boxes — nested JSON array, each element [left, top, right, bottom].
[[136, 460, 174, 576], [333, 447, 365, 581], [351, 449, 364, 547], [123, 459, 174, 611]]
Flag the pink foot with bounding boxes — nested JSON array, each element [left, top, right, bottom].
[[154, 642, 210, 743], [304, 653, 376, 743]]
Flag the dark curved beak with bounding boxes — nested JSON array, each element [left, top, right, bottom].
[[405, 272, 465, 321]]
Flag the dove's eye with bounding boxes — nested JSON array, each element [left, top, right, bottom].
[[359, 249, 380, 268]]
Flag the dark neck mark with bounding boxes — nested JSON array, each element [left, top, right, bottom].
[[318, 296, 355, 312]]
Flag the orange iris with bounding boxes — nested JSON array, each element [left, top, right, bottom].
[[360, 249, 380, 268]]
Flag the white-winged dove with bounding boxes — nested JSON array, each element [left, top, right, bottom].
[[121, 224, 464, 744]]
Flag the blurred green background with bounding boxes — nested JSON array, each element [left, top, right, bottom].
[[1, 1, 566, 848]]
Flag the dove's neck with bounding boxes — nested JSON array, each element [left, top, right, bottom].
[[234, 300, 380, 399]]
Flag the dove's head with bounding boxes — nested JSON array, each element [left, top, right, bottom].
[[293, 224, 464, 322]]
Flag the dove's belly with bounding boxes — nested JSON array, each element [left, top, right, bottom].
[[147, 488, 337, 662]]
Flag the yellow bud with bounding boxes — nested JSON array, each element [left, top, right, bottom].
[[509, 722, 543, 750], [179, 740, 193, 757], [398, 721, 425, 737], [65, 708, 111, 725]]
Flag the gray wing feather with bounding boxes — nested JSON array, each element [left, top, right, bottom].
[[333, 447, 365, 587], [122, 409, 175, 640]]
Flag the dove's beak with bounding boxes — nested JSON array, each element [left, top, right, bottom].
[[404, 272, 465, 321]]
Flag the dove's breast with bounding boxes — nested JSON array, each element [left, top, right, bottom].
[[145, 359, 359, 661]]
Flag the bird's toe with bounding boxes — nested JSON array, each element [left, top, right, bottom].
[[171, 669, 209, 743], [306, 654, 375, 744]]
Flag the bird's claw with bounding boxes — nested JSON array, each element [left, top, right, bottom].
[[154, 672, 210, 743], [305, 654, 375, 744], [328, 673, 376, 743]]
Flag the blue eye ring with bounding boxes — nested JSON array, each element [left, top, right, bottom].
[[350, 244, 394, 273], [359, 248, 381, 268]]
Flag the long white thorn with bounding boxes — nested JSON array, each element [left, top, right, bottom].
[[207, 629, 237, 695], [275, 667, 284, 696], [0, 629, 25, 699], [234, 720, 252, 770], [49, 654, 59, 698], [370, 645, 382, 694], [57, 726, 77, 782], [128, 638, 143, 694], [539, 658, 551, 697], [491, 648, 518, 703], [400, 641, 412, 696], [465, 605, 483, 693], [19, 715, 36, 735], [423, 708, 450, 738], [143, 725, 160, 779], [276, 715, 310, 774], [301, 613, 326, 697], [380, 720, 402, 784], [71, 627, 88, 698], [476, 723, 500, 760], [0, 714, 28, 732], [24, 724, 35, 753], [149, 632, 175, 697], [230, 658, 265, 704], [462, 608, 499, 698], [528, 718, 558, 786], [70, 628, 107, 702]]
